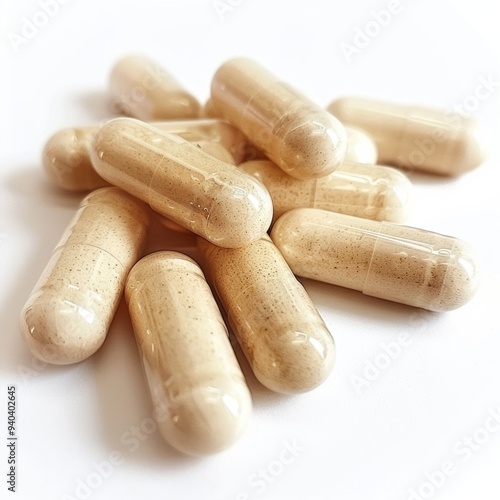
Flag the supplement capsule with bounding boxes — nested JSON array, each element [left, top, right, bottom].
[[344, 125, 378, 164], [239, 159, 413, 223], [271, 209, 480, 312], [328, 96, 488, 176], [198, 235, 336, 394], [90, 118, 272, 248], [211, 58, 347, 180], [43, 119, 246, 191], [125, 251, 252, 455], [109, 55, 200, 120], [20, 188, 151, 364]]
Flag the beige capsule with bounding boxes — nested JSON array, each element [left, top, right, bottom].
[[125, 251, 252, 456], [19, 188, 151, 364], [198, 235, 336, 394], [328, 96, 488, 176], [90, 118, 272, 248], [43, 119, 246, 191], [211, 58, 347, 180], [271, 208, 480, 312], [109, 55, 200, 120], [240, 159, 413, 223], [344, 125, 378, 164]]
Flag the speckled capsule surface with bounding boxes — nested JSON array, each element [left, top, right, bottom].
[[19, 187, 151, 364], [211, 58, 347, 180], [240, 159, 413, 223], [90, 118, 273, 248], [328, 96, 488, 176], [125, 251, 252, 456], [271, 208, 480, 312], [344, 125, 378, 164], [109, 55, 200, 120], [198, 235, 336, 394], [43, 119, 246, 191]]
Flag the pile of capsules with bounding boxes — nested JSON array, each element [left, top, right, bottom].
[[20, 55, 485, 456]]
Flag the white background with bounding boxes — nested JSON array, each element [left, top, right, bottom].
[[1, 0, 499, 499]]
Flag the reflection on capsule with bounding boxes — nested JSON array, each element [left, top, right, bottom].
[[198, 235, 336, 393], [125, 251, 252, 455], [90, 118, 272, 248], [211, 58, 347, 180], [239, 159, 413, 223], [328, 96, 488, 176], [19, 188, 151, 364], [344, 125, 378, 164], [109, 55, 200, 120], [271, 208, 480, 312]]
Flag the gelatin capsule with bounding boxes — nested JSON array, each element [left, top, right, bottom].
[[271, 209, 480, 312], [90, 118, 272, 248], [43, 119, 246, 191], [109, 55, 200, 120], [344, 125, 378, 164], [211, 58, 347, 180], [239, 159, 413, 223], [328, 96, 487, 176], [201, 97, 223, 119], [198, 235, 336, 394], [125, 251, 252, 455], [19, 188, 151, 364]]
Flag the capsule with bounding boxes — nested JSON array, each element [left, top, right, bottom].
[[19, 188, 151, 364], [198, 235, 336, 393], [109, 55, 200, 120], [201, 97, 223, 119], [240, 159, 413, 223], [328, 96, 488, 176], [43, 119, 247, 191], [125, 251, 252, 455], [344, 126, 378, 164], [211, 58, 347, 180], [90, 118, 272, 248], [271, 209, 480, 312]]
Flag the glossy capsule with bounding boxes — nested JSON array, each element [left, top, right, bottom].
[[125, 251, 252, 455], [344, 126, 378, 164], [19, 188, 151, 364], [239, 159, 413, 223], [328, 96, 488, 176], [109, 55, 200, 120], [271, 209, 480, 312], [90, 118, 273, 248], [43, 119, 246, 191], [198, 235, 336, 393], [211, 58, 347, 180]]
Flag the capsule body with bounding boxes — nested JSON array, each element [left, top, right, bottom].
[[271, 209, 480, 312], [211, 58, 347, 180], [43, 119, 246, 191], [240, 159, 413, 223], [125, 251, 252, 455], [198, 235, 336, 393], [90, 118, 273, 248], [328, 96, 487, 176], [109, 55, 200, 120], [20, 188, 151, 364], [344, 126, 378, 164]]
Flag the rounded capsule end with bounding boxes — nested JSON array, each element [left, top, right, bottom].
[[275, 112, 347, 180], [20, 292, 106, 365], [450, 119, 489, 175], [434, 239, 481, 312], [158, 377, 252, 456], [252, 328, 336, 394], [378, 166, 414, 223]]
